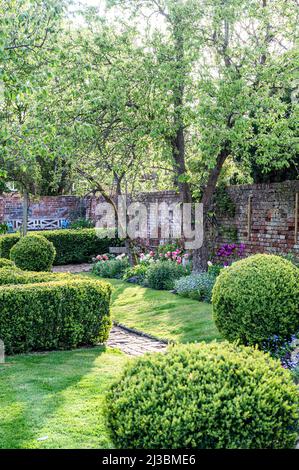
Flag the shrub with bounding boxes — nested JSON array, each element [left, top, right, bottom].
[[0, 223, 8, 235], [69, 218, 95, 229], [0, 278, 112, 354], [175, 272, 216, 302], [212, 254, 299, 347], [92, 256, 130, 279], [0, 267, 70, 285], [0, 258, 14, 269], [107, 342, 299, 449], [123, 264, 149, 284], [10, 235, 56, 271], [145, 260, 190, 290], [280, 252, 299, 267], [0, 234, 19, 258], [0, 229, 124, 265]]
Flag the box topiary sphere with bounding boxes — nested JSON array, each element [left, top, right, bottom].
[[107, 342, 299, 449], [10, 235, 56, 271], [212, 254, 299, 347]]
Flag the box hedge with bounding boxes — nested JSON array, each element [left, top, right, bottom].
[[0, 267, 71, 285], [0, 258, 15, 268], [0, 278, 112, 354], [212, 254, 299, 347], [0, 229, 123, 265], [107, 342, 299, 449]]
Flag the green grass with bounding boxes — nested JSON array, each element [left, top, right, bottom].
[[0, 347, 128, 449], [84, 274, 221, 344], [0, 273, 220, 449]]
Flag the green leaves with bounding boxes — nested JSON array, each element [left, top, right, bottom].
[[107, 341, 299, 448], [212, 254, 299, 347]]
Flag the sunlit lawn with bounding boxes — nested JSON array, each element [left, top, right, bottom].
[[84, 274, 221, 344], [0, 274, 220, 449], [0, 347, 128, 449]]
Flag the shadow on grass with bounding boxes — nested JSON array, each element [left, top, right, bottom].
[[0, 346, 112, 449]]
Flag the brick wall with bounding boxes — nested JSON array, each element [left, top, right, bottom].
[[1, 181, 299, 256], [216, 180, 299, 256], [86, 190, 181, 245], [0, 194, 84, 223]]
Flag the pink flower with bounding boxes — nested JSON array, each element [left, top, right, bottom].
[[140, 253, 145, 259], [177, 256, 182, 264], [96, 255, 102, 261], [103, 254, 108, 260], [159, 253, 163, 257], [149, 251, 155, 257], [184, 253, 189, 259]]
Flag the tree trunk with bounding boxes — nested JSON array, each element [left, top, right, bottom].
[[172, 125, 192, 203], [171, 19, 192, 204], [22, 190, 29, 237], [193, 147, 230, 271]]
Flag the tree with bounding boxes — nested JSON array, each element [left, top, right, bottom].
[[191, 0, 299, 269], [0, 0, 68, 234], [107, 0, 298, 268]]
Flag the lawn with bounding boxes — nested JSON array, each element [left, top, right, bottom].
[[0, 274, 220, 449], [0, 347, 128, 449], [84, 274, 221, 344]]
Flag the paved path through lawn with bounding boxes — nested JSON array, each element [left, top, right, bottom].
[[52, 263, 168, 356], [53, 263, 92, 274], [107, 325, 167, 356]]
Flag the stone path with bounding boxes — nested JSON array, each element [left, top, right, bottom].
[[107, 325, 168, 356], [52, 263, 92, 274], [52, 263, 167, 356]]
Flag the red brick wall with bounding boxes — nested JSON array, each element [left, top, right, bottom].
[[2, 182, 299, 256], [0, 194, 84, 222], [216, 180, 299, 256]]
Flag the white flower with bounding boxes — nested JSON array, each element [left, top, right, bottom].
[[207, 261, 213, 267]]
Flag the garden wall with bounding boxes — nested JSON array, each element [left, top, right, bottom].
[[216, 180, 299, 256], [1, 181, 299, 256], [0, 193, 85, 222]]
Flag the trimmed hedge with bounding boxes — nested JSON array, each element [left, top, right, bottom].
[[0, 278, 112, 354], [0, 229, 123, 265], [0, 258, 14, 268], [0, 234, 19, 259], [0, 267, 70, 285], [10, 235, 56, 271], [212, 254, 299, 347], [107, 342, 299, 449]]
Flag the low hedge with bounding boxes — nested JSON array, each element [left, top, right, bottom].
[[0, 229, 123, 265], [10, 235, 56, 271], [107, 342, 299, 449], [0, 258, 14, 268], [0, 267, 70, 285], [0, 278, 112, 354], [212, 254, 299, 347]]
